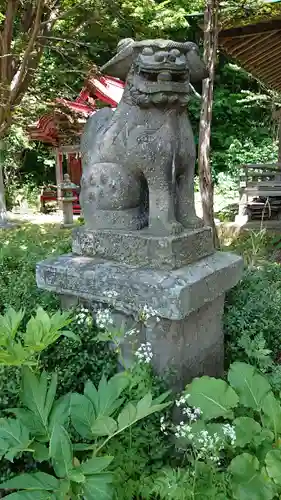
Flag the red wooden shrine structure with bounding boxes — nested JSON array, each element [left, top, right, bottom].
[[29, 74, 124, 213]]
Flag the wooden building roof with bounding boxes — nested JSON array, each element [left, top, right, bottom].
[[29, 75, 124, 147], [219, 15, 281, 93]]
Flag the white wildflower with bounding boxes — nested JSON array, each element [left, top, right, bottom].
[[160, 416, 168, 434], [222, 424, 236, 445], [96, 308, 114, 330], [139, 304, 160, 323], [135, 342, 153, 363], [195, 430, 224, 464], [175, 396, 186, 407], [174, 421, 192, 438], [182, 406, 202, 422], [124, 327, 139, 338], [103, 290, 118, 299]]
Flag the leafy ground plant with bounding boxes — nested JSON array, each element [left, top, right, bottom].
[[170, 361, 281, 500], [224, 262, 281, 388], [0, 307, 171, 499]]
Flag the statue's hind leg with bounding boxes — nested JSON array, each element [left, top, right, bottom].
[[80, 163, 142, 230]]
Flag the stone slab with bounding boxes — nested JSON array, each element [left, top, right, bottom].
[[36, 251, 243, 320], [72, 226, 214, 270]]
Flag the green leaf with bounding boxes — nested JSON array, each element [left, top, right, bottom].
[[91, 416, 117, 436], [20, 368, 51, 438], [118, 403, 137, 430], [229, 453, 275, 500], [266, 450, 281, 486], [228, 362, 271, 411], [136, 393, 152, 419], [80, 456, 114, 475], [97, 373, 129, 417], [8, 409, 46, 441], [70, 393, 95, 439], [67, 470, 85, 483], [261, 392, 281, 436], [0, 472, 60, 491], [44, 373, 57, 421], [83, 473, 113, 500], [73, 443, 95, 452], [2, 493, 56, 499], [0, 418, 32, 461], [84, 380, 99, 413], [186, 376, 239, 421], [24, 309, 72, 353], [152, 390, 171, 405], [60, 330, 80, 342], [49, 424, 73, 479], [0, 308, 25, 343], [32, 443, 49, 462], [48, 394, 70, 434], [234, 417, 262, 448]]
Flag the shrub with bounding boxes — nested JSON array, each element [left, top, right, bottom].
[[0, 224, 71, 315], [224, 263, 281, 364], [0, 307, 171, 500], [168, 361, 281, 500]]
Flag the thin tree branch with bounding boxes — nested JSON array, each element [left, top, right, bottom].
[[37, 35, 91, 47], [10, 0, 45, 100], [0, 0, 19, 83]]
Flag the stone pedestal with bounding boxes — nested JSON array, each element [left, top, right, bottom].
[[36, 246, 243, 391], [35, 36, 243, 390], [59, 197, 76, 228]]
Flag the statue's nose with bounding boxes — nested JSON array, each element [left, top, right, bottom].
[[154, 51, 169, 62]]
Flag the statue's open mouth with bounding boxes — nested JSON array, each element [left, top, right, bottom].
[[134, 67, 190, 95], [139, 69, 189, 83]]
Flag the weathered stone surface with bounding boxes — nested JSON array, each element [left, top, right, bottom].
[[72, 226, 214, 269], [146, 295, 225, 390], [35, 37, 244, 389], [36, 251, 243, 320], [80, 39, 208, 235], [77, 296, 224, 391]]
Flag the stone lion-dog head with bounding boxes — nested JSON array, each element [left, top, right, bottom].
[[102, 38, 208, 107]]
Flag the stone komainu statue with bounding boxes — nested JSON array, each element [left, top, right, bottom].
[[80, 39, 208, 235]]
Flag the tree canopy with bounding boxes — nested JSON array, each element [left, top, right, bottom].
[[1, 0, 281, 205]]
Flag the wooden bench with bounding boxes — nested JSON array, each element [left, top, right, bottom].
[[238, 163, 281, 221]]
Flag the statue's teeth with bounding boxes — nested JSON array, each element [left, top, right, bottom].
[[157, 72, 172, 82]]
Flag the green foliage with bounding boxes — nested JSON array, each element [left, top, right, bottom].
[[186, 376, 239, 420], [0, 365, 170, 499], [224, 263, 281, 388], [0, 224, 70, 314], [0, 307, 75, 367], [179, 362, 281, 500]]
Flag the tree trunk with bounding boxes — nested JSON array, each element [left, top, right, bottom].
[[198, 0, 219, 248], [0, 142, 7, 226], [278, 115, 281, 166]]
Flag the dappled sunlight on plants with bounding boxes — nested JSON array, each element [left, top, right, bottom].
[[0, 223, 71, 313], [2, 217, 281, 497]]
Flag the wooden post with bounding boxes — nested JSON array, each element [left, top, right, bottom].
[[55, 148, 63, 209], [278, 115, 281, 166], [198, 0, 219, 248]]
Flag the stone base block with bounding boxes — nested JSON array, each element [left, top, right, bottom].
[[72, 226, 214, 269], [36, 251, 243, 389]]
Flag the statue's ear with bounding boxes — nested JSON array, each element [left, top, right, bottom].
[[101, 38, 135, 81], [184, 42, 209, 83]]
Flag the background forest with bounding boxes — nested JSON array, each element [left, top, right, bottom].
[[2, 2, 281, 499], [2, 0, 281, 209]]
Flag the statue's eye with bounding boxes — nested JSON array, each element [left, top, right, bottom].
[[170, 49, 181, 58], [142, 47, 154, 56]]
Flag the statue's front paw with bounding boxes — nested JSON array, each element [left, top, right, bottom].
[[168, 221, 184, 235]]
